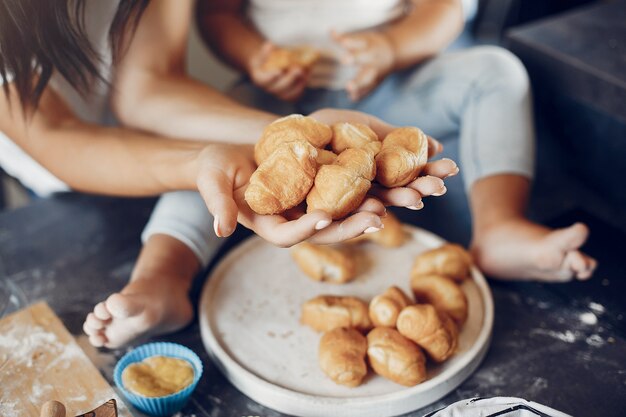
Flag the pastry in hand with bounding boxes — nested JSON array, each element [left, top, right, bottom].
[[306, 145, 377, 219], [349, 212, 407, 248], [411, 244, 473, 281], [319, 327, 368, 387], [301, 295, 372, 332], [369, 286, 413, 327], [330, 122, 381, 154], [254, 114, 332, 165], [262, 46, 320, 72], [291, 242, 356, 284], [410, 274, 468, 324], [245, 141, 317, 215], [396, 304, 458, 362], [366, 327, 427, 386], [375, 127, 429, 187]]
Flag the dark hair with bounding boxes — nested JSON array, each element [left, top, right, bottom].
[[0, 0, 148, 110]]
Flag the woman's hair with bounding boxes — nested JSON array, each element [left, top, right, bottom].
[[0, 0, 149, 109]]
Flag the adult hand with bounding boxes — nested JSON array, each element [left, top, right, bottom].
[[332, 31, 396, 101], [247, 42, 309, 102], [310, 108, 459, 209], [194, 143, 385, 246]]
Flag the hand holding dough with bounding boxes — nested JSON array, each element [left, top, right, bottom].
[[367, 327, 427, 386], [411, 244, 473, 281], [410, 274, 468, 324], [262, 46, 320, 72], [291, 242, 356, 284], [245, 141, 318, 215], [319, 327, 368, 387], [301, 295, 372, 332], [306, 145, 377, 219], [254, 114, 332, 165], [375, 127, 429, 187], [369, 286, 413, 327], [396, 304, 458, 362]]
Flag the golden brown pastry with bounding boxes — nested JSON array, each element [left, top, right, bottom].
[[349, 212, 407, 247], [254, 114, 332, 165], [410, 274, 468, 324], [122, 355, 194, 397], [245, 141, 318, 215], [366, 327, 427, 386], [396, 305, 457, 362], [411, 244, 473, 281], [262, 46, 320, 72], [301, 295, 372, 332], [306, 145, 377, 219], [375, 127, 429, 187], [316, 149, 338, 166], [330, 122, 381, 154], [291, 242, 356, 284], [369, 286, 413, 327], [319, 327, 368, 387]]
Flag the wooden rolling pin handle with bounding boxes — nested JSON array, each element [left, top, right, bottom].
[[40, 400, 66, 417]]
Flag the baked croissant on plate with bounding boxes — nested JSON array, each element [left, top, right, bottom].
[[319, 327, 368, 387], [410, 274, 468, 324], [291, 242, 356, 284], [411, 244, 473, 281], [301, 295, 372, 332], [369, 286, 413, 328], [367, 327, 427, 386]]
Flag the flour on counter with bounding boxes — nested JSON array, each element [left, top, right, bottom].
[[530, 328, 577, 343], [579, 312, 598, 325], [588, 302, 605, 314]]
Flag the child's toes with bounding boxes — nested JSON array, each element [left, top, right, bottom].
[[83, 313, 105, 333], [94, 301, 112, 321], [574, 253, 597, 280], [544, 223, 589, 252], [106, 293, 145, 319], [88, 333, 107, 348]]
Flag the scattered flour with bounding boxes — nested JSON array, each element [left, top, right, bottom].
[[530, 328, 577, 343], [586, 334, 605, 347], [579, 312, 598, 325], [589, 302, 605, 314]]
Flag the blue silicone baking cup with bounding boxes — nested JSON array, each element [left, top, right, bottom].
[[114, 342, 204, 416]]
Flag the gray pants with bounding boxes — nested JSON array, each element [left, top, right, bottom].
[[143, 46, 535, 264]]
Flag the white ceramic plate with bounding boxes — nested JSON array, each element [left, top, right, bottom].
[[200, 226, 494, 417]]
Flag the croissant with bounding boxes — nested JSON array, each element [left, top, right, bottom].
[[301, 295, 372, 332], [366, 327, 427, 386], [316, 149, 338, 166], [396, 304, 458, 362], [306, 145, 377, 219], [348, 212, 407, 248], [330, 122, 381, 154], [245, 141, 318, 215], [291, 242, 356, 284], [254, 114, 332, 165], [410, 274, 468, 324], [411, 244, 473, 281], [369, 286, 413, 327], [262, 46, 320, 72], [319, 327, 368, 387], [375, 127, 429, 187]]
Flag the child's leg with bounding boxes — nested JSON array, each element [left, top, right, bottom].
[[353, 46, 596, 281], [83, 191, 220, 348]]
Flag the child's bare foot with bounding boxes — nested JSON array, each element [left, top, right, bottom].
[[83, 277, 193, 348], [471, 219, 597, 282]]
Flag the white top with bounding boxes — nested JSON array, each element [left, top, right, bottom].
[[0, 0, 119, 196], [247, 0, 407, 89]]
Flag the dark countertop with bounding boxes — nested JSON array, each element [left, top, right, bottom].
[[507, 0, 626, 123], [1, 193, 625, 417]]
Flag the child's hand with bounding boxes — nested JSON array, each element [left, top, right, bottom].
[[248, 42, 309, 102], [195, 143, 385, 246], [310, 108, 459, 208], [332, 31, 396, 102]]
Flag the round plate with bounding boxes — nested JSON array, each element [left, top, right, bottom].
[[200, 226, 494, 417]]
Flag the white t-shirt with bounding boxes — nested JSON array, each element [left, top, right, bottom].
[[0, 0, 120, 196]]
